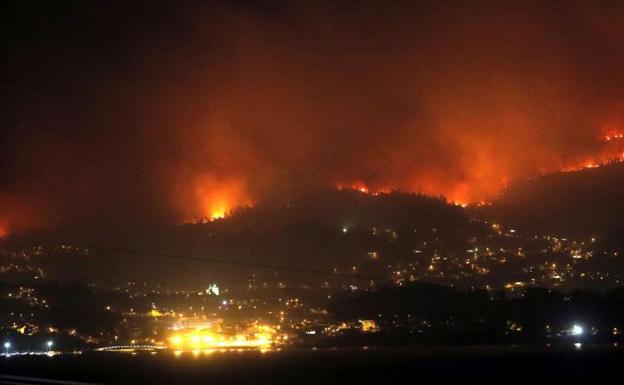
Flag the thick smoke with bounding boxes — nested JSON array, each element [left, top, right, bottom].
[[2, 0, 624, 237]]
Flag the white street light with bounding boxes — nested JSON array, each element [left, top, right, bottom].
[[47, 340, 53, 350], [3, 342, 10, 355], [570, 324, 584, 336]]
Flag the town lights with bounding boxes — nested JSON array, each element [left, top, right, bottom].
[[167, 325, 277, 351]]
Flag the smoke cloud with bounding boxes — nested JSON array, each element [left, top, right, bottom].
[[3, 0, 624, 237]]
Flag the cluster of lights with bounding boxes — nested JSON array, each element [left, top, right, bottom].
[[3, 340, 53, 355], [168, 326, 277, 351]]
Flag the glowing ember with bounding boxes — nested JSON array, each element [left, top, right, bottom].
[[604, 132, 624, 141]]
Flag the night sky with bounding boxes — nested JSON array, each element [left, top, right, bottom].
[[3, 0, 624, 238]]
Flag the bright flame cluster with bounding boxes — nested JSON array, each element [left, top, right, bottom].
[[337, 182, 472, 207], [336, 183, 391, 196], [187, 175, 252, 222]]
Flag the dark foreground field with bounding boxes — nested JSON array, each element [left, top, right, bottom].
[[1, 345, 623, 385]]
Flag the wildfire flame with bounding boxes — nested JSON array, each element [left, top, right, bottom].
[[335, 130, 624, 207], [191, 175, 252, 222], [6, 1, 624, 237], [336, 183, 392, 196], [2, 129, 624, 234]]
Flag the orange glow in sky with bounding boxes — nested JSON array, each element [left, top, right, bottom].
[[191, 175, 252, 222]]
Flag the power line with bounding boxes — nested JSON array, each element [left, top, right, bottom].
[[3, 236, 392, 283]]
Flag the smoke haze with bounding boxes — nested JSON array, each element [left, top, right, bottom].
[[3, 0, 624, 238]]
